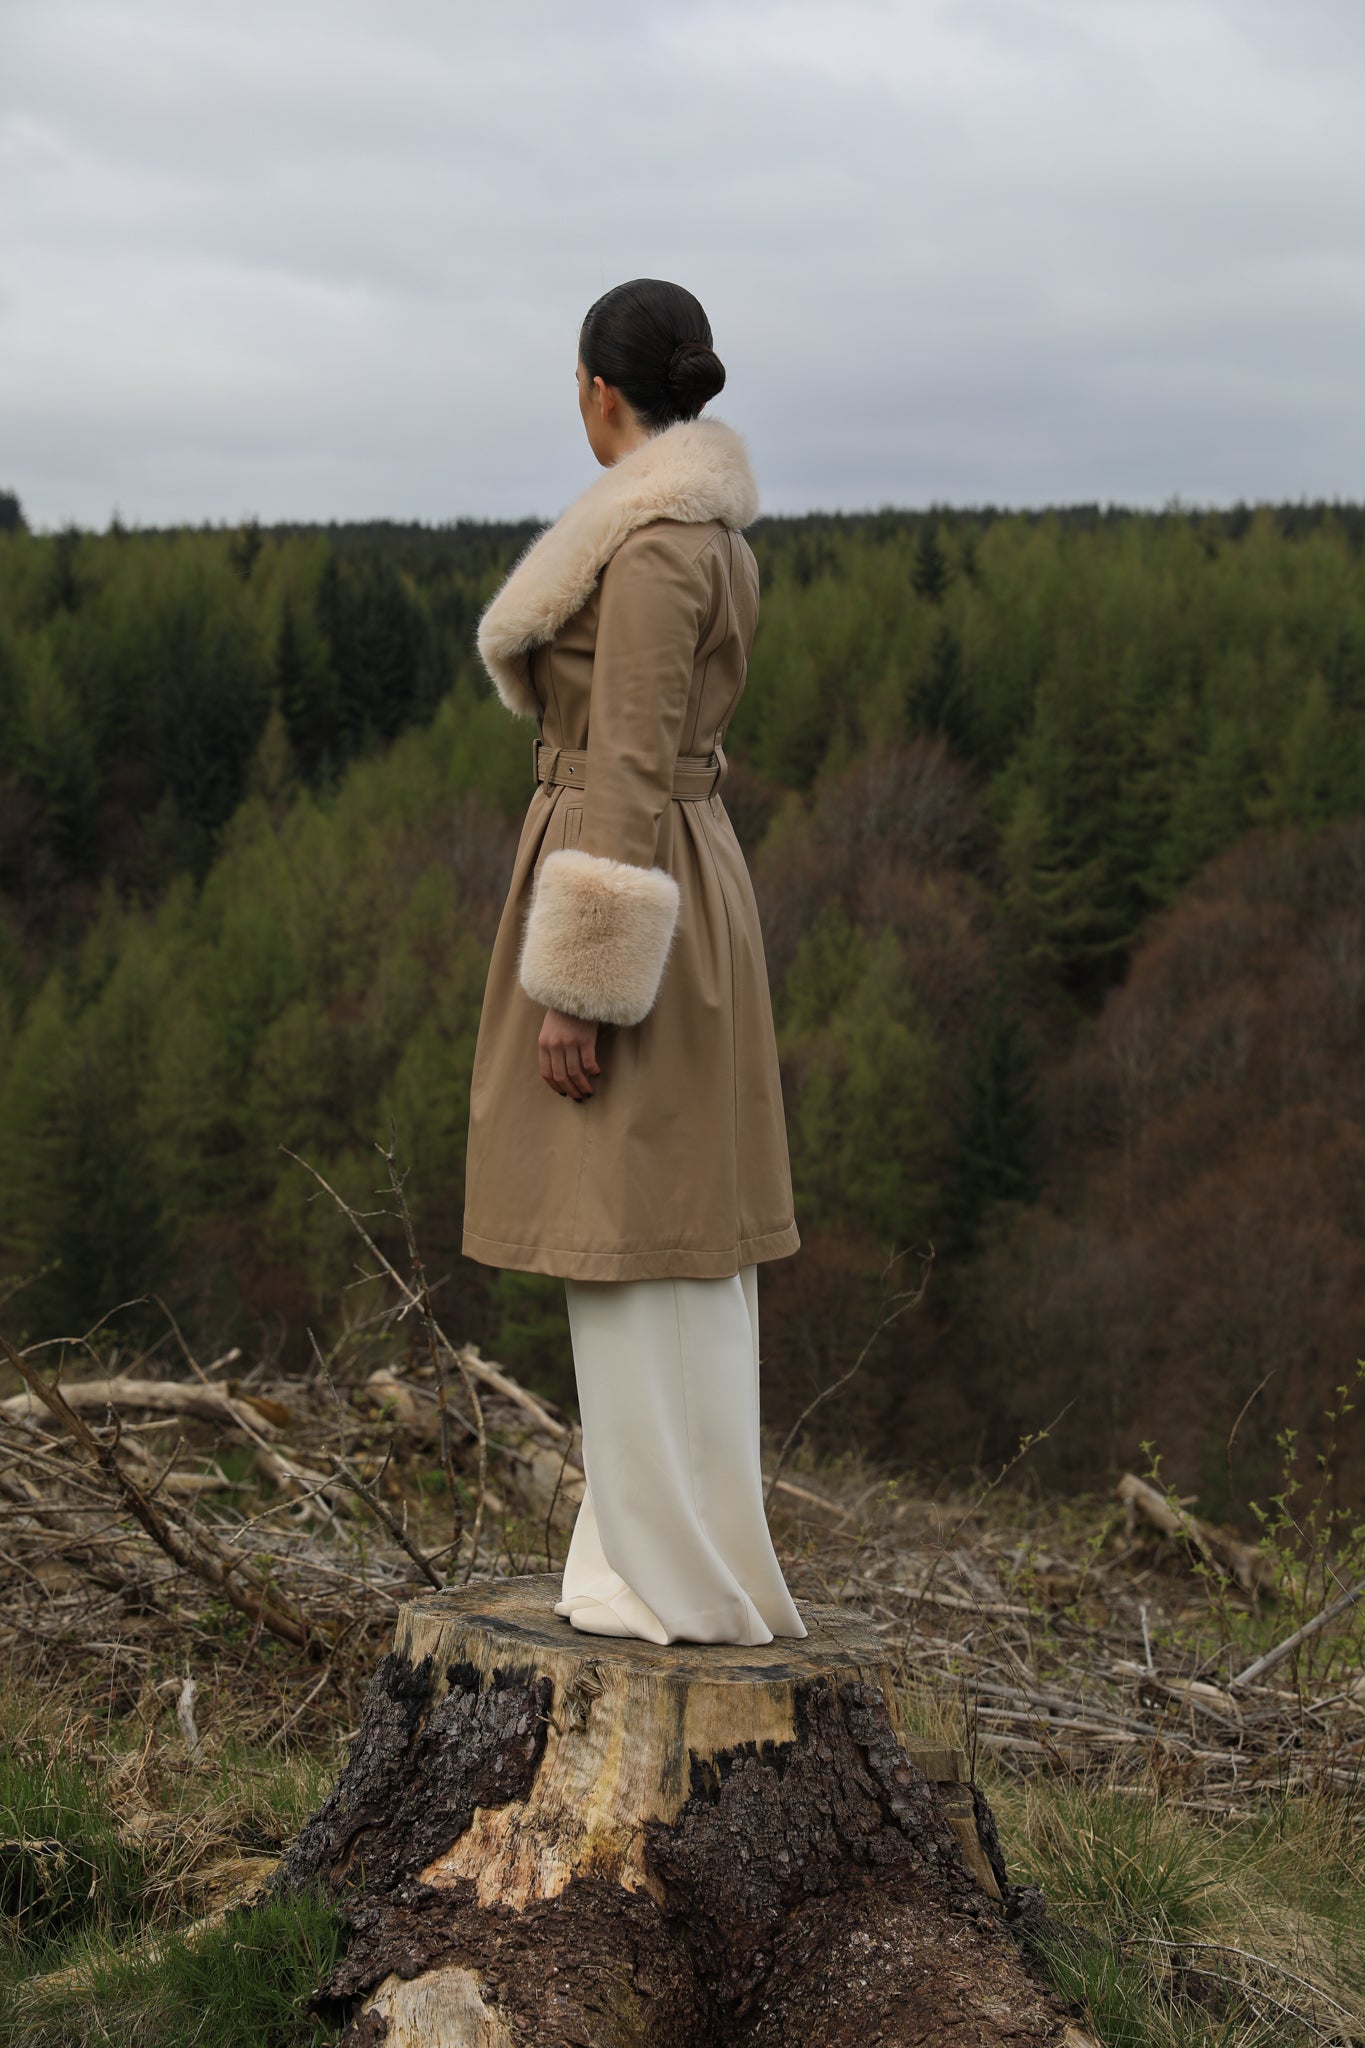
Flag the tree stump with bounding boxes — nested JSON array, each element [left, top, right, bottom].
[[268, 1573, 1091, 2046]]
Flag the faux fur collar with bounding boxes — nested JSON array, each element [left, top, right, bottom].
[[476, 414, 759, 720]]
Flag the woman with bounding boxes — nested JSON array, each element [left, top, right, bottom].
[[462, 277, 806, 1647]]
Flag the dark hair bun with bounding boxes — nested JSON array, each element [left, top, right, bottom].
[[667, 339, 726, 409], [580, 279, 727, 428]]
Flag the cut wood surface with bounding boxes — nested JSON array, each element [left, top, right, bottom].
[[268, 1573, 1093, 2047]]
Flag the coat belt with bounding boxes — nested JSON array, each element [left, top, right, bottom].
[[533, 735, 728, 801]]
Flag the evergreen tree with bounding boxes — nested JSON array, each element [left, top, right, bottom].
[[997, 779, 1109, 983], [317, 554, 425, 757], [0, 956, 171, 1335], [940, 971, 1043, 1257], [487, 1269, 576, 1408], [908, 621, 975, 757], [1257, 673, 1362, 827], [153, 600, 271, 867], [13, 641, 100, 871], [1324, 623, 1365, 714], [229, 517, 264, 582], [43, 526, 85, 618], [275, 594, 340, 786], [0, 489, 26, 534], [1156, 692, 1262, 894], [779, 911, 944, 1247], [911, 522, 951, 604]]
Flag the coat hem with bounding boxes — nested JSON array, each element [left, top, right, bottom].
[[460, 1220, 800, 1281]]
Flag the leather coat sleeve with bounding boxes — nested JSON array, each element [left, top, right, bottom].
[[517, 526, 706, 1027]]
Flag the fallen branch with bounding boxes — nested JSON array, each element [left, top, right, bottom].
[[764, 1473, 852, 1520], [0, 1464, 147, 1594], [322, 1444, 446, 1590], [874, 1580, 1030, 1620], [1229, 1573, 1365, 1693], [2, 1378, 287, 1436], [0, 1330, 332, 1660], [1116, 1472, 1274, 1594]]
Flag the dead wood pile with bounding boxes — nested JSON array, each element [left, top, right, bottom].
[[3, 1303, 1364, 1823]]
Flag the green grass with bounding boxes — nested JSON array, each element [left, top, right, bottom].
[[6, 1422, 1365, 2048], [0, 1682, 349, 2048], [12, 1708, 1359, 2048], [3, 1892, 345, 2048], [988, 1773, 1365, 2046], [1018, 1785, 1235, 1941], [0, 1742, 152, 1959]]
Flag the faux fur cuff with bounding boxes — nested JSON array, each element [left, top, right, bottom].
[[518, 849, 682, 1026], [477, 415, 759, 720]]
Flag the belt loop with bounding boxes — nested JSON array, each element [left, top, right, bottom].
[[712, 737, 728, 796]]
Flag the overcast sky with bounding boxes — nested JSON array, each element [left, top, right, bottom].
[[3, 0, 1363, 530]]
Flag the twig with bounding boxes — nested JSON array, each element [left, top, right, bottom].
[[874, 1580, 1030, 1618], [280, 1144, 561, 1435], [1225, 1368, 1275, 1508], [1229, 1574, 1365, 1693], [1122, 1936, 1357, 2027], [282, 1138, 555, 1581], [542, 1426, 578, 1573], [763, 1243, 930, 1511], [149, 1293, 241, 1397], [263, 1665, 338, 1752], [0, 1328, 331, 1660], [223, 1459, 348, 1537], [374, 1125, 486, 1581], [909, 1402, 1074, 1625], [323, 1446, 445, 1590]]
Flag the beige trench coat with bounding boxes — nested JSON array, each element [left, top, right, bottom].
[[461, 416, 800, 1281]]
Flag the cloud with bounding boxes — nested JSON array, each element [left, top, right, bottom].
[[2, 0, 1362, 526]]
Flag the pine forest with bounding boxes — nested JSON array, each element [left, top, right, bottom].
[[2, 493, 1364, 1516]]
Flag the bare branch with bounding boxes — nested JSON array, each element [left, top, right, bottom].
[[763, 1243, 931, 1512], [0, 1327, 332, 1659]]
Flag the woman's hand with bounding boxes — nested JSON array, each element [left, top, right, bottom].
[[539, 1007, 601, 1099]]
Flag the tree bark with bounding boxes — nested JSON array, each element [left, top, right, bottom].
[[268, 1573, 1092, 2046]]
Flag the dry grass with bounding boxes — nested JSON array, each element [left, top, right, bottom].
[[3, 1289, 1364, 2043]]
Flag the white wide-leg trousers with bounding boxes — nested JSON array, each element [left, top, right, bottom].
[[553, 1262, 807, 1646]]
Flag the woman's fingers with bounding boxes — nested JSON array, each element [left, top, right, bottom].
[[564, 1042, 592, 1097], [540, 1010, 602, 1097]]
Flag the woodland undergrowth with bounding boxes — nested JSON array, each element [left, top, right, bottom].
[[2, 1194, 1363, 2047]]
